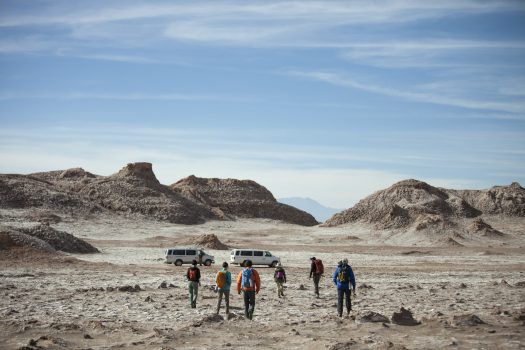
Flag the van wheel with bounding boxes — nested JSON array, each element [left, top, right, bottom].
[[204, 259, 212, 266], [270, 261, 278, 268], [175, 260, 183, 266]]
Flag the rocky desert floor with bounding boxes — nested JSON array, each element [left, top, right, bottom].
[[1, 212, 524, 350]]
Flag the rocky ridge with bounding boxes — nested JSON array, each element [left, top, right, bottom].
[[171, 175, 318, 226], [1, 163, 317, 226]]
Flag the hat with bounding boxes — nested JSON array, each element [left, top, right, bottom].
[[310, 257, 316, 260], [342, 258, 348, 264]]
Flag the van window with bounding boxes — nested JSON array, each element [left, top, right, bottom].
[[230, 250, 235, 256], [265, 251, 272, 257], [240, 251, 253, 256], [172, 250, 184, 255], [236, 251, 240, 256], [186, 250, 196, 255], [167, 250, 173, 255], [253, 251, 263, 257]]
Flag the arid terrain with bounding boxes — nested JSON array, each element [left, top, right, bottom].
[[1, 166, 524, 349], [1, 210, 524, 350]]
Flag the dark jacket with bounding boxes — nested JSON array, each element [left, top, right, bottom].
[[187, 266, 201, 282], [333, 264, 356, 290], [309, 261, 320, 278]]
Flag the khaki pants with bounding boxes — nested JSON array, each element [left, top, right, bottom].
[[216, 290, 230, 314], [276, 281, 284, 297]]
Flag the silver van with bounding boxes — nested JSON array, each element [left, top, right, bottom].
[[165, 247, 215, 266], [230, 248, 280, 267]]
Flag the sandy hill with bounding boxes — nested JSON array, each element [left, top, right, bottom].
[[324, 179, 481, 230], [0, 173, 101, 214], [1, 163, 317, 226], [73, 163, 218, 225], [171, 175, 318, 226]]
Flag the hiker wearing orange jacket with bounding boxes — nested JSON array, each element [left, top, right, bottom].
[[236, 260, 261, 320]]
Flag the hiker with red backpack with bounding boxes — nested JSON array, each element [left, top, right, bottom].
[[187, 260, 201, 308], [332, 258, 356, 317], [309, 257, 324, 298], [236, 260, 261, 320], [215, 262, 232, 315], [274, 262, 287, 298]]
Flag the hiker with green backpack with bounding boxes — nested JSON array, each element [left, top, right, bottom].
[[236, 260, 261, 320], [215, 262, 232, 315], [332, 258, 356, 317]]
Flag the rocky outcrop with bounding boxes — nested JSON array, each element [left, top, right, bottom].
[[324, 179, 480, 229], [467, 218, 504, 237], [0, 226, 56, 253], [171, 175, 318, 226], [18, 224, 99, 253], [0, 174, 100, 214], [75, 163, 218, 224], [451, 182, 525, 216]]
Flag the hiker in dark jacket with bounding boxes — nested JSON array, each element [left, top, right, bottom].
[[187, 260, 201, 308], [332, 258, 356, 317], [309, 257, 321, 298], [274, 262, 287, 298]]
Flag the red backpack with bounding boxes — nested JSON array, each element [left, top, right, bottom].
[[188, 268, 198, 281], [314, 259, 324, 275]]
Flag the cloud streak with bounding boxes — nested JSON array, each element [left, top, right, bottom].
[[288, 71, 525, 114]]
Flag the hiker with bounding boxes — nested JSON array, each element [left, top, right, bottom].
[[309, 257, 324, 298], [187, 260, 201, 308], [215, 262, 232, 315], [236, 260, 261, 320], [198, 250, 204, 266], [332, 258, 356, 317], [274, 262, 287, 298]]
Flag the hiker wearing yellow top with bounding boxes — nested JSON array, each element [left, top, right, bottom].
[[215, 262, 232, 315], [236, 260, 261, 320]]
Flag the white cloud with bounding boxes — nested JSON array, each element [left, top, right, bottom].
[[288, 70, 525, 114]]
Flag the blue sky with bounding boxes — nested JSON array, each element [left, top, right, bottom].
[[1, 1, 524, 208]]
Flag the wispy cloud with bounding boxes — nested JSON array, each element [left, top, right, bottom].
[[288, 70, 525, 114]]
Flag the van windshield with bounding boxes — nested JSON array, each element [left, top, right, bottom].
[[265, 251, 272, 257]]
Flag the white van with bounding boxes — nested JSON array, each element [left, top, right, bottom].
[[230, 249, 280, 267], [165, 247, 215, 266]]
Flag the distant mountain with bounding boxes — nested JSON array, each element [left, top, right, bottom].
[[278, 197, 341, 222]]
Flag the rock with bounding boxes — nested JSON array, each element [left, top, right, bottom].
[[18, 225, 99, 254], [171, 175, 318, 226], [83, 334, 93, 339], [0, 227, 56, 253], [118, 285, 140, 292], [452, 314, 486, 327], [328, 341, 357, 350], [144, 296, 154, 302], [459, 283, 467, 289], [391, 307, 420, 326], [324, 179, 480, 229], [452, 182, 525, 216], [158, 281, 168, 289], [358, 311, 390, 323], [192, 314, 224, 327], [467, 218, 505, 237], [183, 234, 229, 250], [298, 284, 306, 290], [514, 281, 525, 288]]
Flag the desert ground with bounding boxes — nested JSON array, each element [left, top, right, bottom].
[[1, 211, 524, 350]]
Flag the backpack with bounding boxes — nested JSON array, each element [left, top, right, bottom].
[[337, 267, 349, 283], [314, 259, 324, 275], [216, 271, 227, 289], [188, 268, 198, 281], [242, 268, 254, 289], [275, 270, 285, 281]]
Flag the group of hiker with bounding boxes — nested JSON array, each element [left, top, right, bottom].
[[185, 257, 356, 319]]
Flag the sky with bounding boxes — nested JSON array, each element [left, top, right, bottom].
[[0, 0, 524, 208]]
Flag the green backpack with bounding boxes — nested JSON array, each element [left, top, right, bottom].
[[337, 267, 349, 283]]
